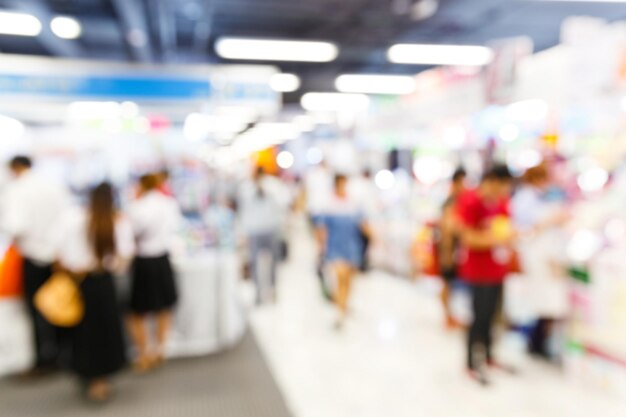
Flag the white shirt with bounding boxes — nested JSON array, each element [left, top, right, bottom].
[[57, 208, 134, 272], [0, 171, 71, 263], [305, 166, 333, 215], [238, 181, 282, 236], [128, 191, 182, 257], [348, 175, 378, 219]]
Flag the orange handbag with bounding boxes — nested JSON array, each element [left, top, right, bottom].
[[0, 245, 24, 298]]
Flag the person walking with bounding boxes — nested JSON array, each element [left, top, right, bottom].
[[438, 168, 466, 329], [456, 165, 515, 385], [57, 182, 134, 402], [316, 174, 370, 329], [1, 156, 70, 374], [511, 164, 569, 360], [239, 168, 283, 304], [127, 174, 181, 372]]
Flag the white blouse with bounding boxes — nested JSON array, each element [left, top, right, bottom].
[[57, 207, 135, 273], [128, 191, 182, 257]]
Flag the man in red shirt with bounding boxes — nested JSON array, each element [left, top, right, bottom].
[[456, 164, 515, 385]]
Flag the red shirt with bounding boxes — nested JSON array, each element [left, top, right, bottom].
[[456, 189, 511, 284]]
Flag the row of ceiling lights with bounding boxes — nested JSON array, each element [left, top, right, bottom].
[[0, 11, 81, 39]]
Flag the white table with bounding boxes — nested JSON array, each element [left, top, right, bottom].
[[167, 249, 247, 358]]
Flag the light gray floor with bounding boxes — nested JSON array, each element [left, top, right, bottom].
[[0, 332, 292, 417]]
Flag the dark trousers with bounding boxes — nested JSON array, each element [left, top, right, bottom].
[[467, 283, 503, 370], [23, 258, 60, 369], [529, 318, 553, 358]]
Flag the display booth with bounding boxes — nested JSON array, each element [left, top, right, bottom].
[[0, 55, 281, 376]]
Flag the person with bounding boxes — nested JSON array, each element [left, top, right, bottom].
[[127, 174, 181, 372], [57, 182, 134, 402], [438, 168, 466, 329], [511, 164, 569, 360], [456, 164, 515, 385], [348, 170, 378, 272], [315, 174, 370, 329], [0, 156, 70, 374], [304, 159, 333, 226], [239, 167, 283, 304], [155, 168, 174, 197]]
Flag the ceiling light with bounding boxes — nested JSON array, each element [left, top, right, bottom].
[[50, 16, 82, 40], [270, 73, 301, 93], [335, 74, 416, 95], [388, 44, 493, 66], [301, 93, 370, 112], [0, 11, 42, 37], [536, 0, 626, 2], [215, 38, 339, 62], [276, 151, 295, 169]]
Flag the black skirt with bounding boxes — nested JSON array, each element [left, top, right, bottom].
[[130, 254, 178, 314], [72, 272, 126, 379]]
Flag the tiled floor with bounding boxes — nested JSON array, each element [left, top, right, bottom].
[[251, 218, 626, 417]]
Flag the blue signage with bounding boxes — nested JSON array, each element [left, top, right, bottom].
[[0, 73, 211, 100]]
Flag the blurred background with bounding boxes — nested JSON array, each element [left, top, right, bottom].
[[0, 0, 626, 416]]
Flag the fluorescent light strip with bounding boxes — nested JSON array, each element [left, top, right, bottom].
[[536, 0, 626, 2], [0, 11, 42, 37], [51, 16, 82, 40], [388, 44, 494, 66], [216, 37, 339, 62], [301, 93, 370, 112], [270, 73, 301, 92], [335, 74, 416, 95]]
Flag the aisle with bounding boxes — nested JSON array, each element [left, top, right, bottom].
[[0, 333, 291, 417], [250, 218, 626, 417]]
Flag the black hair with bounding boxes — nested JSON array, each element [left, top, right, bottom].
[[452, 167, 467, 182], [482, 164, 513, 182], [9, 155, 32, 170]]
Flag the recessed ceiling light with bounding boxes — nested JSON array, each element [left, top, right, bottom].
[[216, 37, 339, 62], [388, 44, 493, 66], [50, 16, 82, 40], [0, 11, 42, 37]]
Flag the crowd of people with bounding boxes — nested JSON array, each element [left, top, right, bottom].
[[303, 160, 569, 387], [1, 156, 181, 402], [0, 151, 570, 401]]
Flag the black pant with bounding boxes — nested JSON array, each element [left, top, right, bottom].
[[23, 258, 59, 369], [467, 283, 502, 370]]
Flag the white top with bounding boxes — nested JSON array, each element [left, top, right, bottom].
[[0, 171, 71, 263], [347, 175, 378, 219], [128, 191, 182, 257], [304, 166, 333, 215], [57, 208, 135, 272], [238, 181, 282, 236]]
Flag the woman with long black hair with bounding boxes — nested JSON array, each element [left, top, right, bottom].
[[58, 182, 134, 402]]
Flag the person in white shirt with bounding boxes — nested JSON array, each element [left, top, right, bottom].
[[127, 173, 182, 372], [1, 156, 70, 373], [239, 168, 283, 304], [57, 182, 134, 402], [304, 160, 333, 224]]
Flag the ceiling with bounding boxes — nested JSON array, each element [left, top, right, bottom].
[[0, 0, 625, 102]]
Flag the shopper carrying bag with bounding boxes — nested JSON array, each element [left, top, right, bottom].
[[56, 183, 134, 403]]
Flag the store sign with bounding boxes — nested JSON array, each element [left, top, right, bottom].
[[0, 73, 211, 101]]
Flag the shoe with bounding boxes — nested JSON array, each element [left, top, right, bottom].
[[467, 368, 490, 386]]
